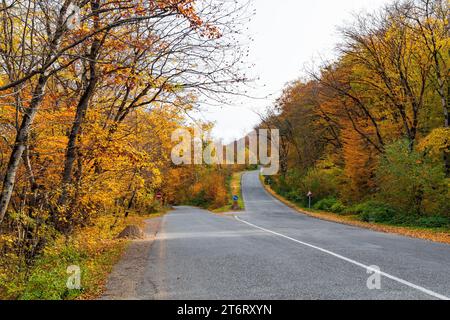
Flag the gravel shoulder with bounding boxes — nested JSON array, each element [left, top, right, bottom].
[[100, 217, 162, 300]]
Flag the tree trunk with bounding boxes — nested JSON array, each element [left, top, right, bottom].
[[59, 0, 101, 207], [438, 74, 449, 174], [0, 74, 48, 224], [58, 74, 97, 207], [0, 1, 73, 226], [446, 63, 450, 176]]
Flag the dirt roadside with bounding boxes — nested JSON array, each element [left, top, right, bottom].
[[100, 217, 163, 300]]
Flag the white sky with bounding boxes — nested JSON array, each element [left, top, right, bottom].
[[200, 0, 392, 143]]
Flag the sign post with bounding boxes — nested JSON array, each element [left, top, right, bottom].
[[156, 192, 163, 205], [307, 191, 313, 209], [232, 195, 239, 211]]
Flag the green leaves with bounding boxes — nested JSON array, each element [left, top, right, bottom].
[[376, 139, 448, 216]]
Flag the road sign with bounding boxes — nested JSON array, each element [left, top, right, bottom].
[[156, 192, 163, 200], [233, 195, 239, 201], [307, 191, 312, 209]]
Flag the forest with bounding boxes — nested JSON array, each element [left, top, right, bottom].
[[259, 0, 449, 229], [0, 0, 246, 298], [0, 0, 448, 300]]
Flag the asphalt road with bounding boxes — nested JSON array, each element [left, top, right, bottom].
[[139, 171, 450, 300]]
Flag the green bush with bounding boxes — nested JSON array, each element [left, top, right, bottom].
[[285, 191, 304, 205], [330, 201, 346, 214], [312, 197, 347, 214], [281, 163, 343, 204], [347, 201, 397, 223], [313, 197, 339, 211], [300, 168, 341, 201], [344, 201, 450, 228], [415, 216, 450, 228], [376, 139, 449, 216], [188, 190, 211, 208], [264, 175, 273, 186], [19, 245, 85, 300], [275, 176, 292, 196], [388, 214, 420, 226], [387, 214, 450, 228]]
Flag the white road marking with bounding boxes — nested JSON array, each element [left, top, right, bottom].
[[235, 215, 449, 300]]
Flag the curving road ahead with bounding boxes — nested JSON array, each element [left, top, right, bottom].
[[131, 171, 450, 300]]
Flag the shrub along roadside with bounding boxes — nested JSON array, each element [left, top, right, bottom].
[[260, 175, 450, 244], [266, 179, 450, 230], [0, 213, 162, 300]]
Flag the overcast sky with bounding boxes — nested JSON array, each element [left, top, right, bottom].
[[199, 0, 392, 143]]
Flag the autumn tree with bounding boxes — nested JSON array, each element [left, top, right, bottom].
[[0, 0, 249, 228], [258, 0, 448, 215]]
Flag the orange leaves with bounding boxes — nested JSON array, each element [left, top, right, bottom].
[[190, 169, 228, 209], [341, 124, 378, 201]]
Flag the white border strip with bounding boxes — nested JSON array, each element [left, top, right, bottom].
[[235, 216, 449, 300]]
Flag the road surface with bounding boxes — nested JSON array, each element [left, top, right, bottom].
[[123, 171, 450, 300]]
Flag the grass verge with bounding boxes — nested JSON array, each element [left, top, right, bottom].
[[259, 175, 450, 245], [213, 171, 245, 213], [0, 212, 164, 300]]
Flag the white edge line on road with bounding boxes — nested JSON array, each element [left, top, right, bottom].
[[235, 215, 449, 300]]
